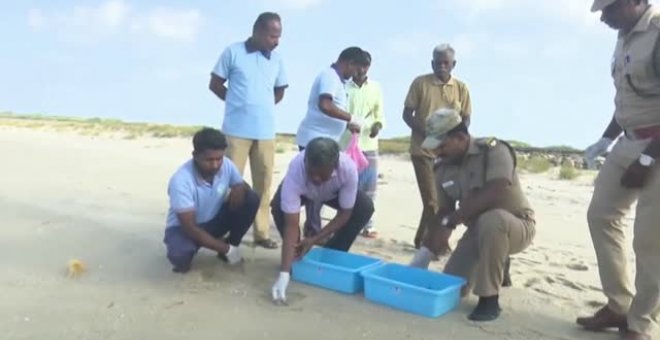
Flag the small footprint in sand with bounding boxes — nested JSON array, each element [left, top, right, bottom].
[[556, 277, 586, 291], [525, 277, 541, 288], [532, 287, 571, 301], [566, 263, 589, 271], [586, 300, 604, 308]]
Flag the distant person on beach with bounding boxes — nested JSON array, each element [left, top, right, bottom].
[[208, 12, 287, 250], [401, 43, 472, 249], [577, 1, 660, 339], [163, 128, 259, 273], [409, 109, 535, 322], [338, 50, 385, 239], [270, 137, 374, 303]]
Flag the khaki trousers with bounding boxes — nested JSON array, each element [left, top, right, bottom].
[[225, 136, 274, 241], [444, 209, 535, 297], [587, 136, 660, 334], [411, 155, 439, 242]]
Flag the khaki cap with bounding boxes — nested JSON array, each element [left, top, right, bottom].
[[591, 0, 617, 12], [421, 108, 463, 150]]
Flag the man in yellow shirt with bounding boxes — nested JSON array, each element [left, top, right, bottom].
[[402, 44, 472, 248], [339, 50, 385, 238]]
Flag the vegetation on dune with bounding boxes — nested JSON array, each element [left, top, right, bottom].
[[518, 156, 553, 174], [558, 165, 581, 180], [0, 112, 584, 166]]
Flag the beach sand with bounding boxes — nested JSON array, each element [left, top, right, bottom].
[[0, 127, 652, 340]]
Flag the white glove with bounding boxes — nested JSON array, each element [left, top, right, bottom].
[[271, 272, 290, 303], [584, 137, 613, 169], [225, 245, 242, 265], [348, 116, 364, 131]]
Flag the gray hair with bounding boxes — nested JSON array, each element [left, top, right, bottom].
[[433, 43, 455, 57], [304, 137, 340, 168]]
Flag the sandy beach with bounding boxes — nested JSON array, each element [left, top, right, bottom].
[[0, 126, 652, 340]]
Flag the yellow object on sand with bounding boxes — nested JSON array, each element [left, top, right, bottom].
[[67, 259, 86, 277]]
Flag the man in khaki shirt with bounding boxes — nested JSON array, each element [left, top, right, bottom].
[[409, 109, 535, 322], [402, 44, 472, 248], [579, 1, 660, 339]]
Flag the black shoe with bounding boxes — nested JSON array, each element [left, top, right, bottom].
[[172, 264, 191, 274], [468, 296, 502, 322]]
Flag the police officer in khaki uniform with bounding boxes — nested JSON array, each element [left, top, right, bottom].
[[409, 109, 535, 322], [578, 1, 660, 339], [401, 44, 472, 249]]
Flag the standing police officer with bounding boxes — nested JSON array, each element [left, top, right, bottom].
[[580, 1, 660, 339]]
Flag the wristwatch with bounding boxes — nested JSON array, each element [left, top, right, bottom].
[[639, 154, 656, 167]]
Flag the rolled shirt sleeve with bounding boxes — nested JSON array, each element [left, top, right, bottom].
[[168, 176, 196, 214], [212, 47, 232, 79], [280, 157, 306, 214], [275, 57, 288, 88], [404, 78, 420, 110]]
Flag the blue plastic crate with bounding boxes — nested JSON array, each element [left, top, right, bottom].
[[361, 263, 466, 318], [292, 247, 383, 294]]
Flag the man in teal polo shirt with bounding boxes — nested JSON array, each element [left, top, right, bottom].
[[209, 12, 288, 249], [164, 128, 260, 273]]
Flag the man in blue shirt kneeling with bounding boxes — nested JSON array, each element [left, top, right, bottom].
[[163, 128, 259, 273]]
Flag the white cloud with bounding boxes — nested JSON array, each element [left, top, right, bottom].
[[138, 8, 202, 42], [26, 1, 202, 43], [445, 0, 599, 26], [268, 0, 324, 10], [65, 0, 128, 32], [386, 31, 437, 59], [97, 0, 129, 28], [386, 31, 477, 60], [27, 8, 46, 31]]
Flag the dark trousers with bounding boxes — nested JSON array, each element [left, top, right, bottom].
[[270, 184, 374, 251], [163, 190, 260, 269]]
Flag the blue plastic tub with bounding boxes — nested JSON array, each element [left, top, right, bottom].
[[361, 263, 466, 318], [292, 247, 383, 294]]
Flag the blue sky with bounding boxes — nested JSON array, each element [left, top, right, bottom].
[[1, 0, 656, 148]]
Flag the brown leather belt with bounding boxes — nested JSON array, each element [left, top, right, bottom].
[[625, 125, 660, 140]]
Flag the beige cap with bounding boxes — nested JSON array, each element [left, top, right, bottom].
[[421, 108, 463, 150], [591, 0, 617, 12]]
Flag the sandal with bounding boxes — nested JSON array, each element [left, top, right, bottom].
[[254, 238, 279, 249]]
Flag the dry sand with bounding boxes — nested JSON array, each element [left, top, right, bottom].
[[0, 126, 653, 340]]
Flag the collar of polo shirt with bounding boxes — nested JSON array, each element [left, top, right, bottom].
[[244, 38, 271, 59], [432, 76, 457, 86]]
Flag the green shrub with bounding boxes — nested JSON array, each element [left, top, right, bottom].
[[518, 156, 552, 174], [558, 166, 580, 180]]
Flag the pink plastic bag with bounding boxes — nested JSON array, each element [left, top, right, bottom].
[[346, 133, 369, 173]]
